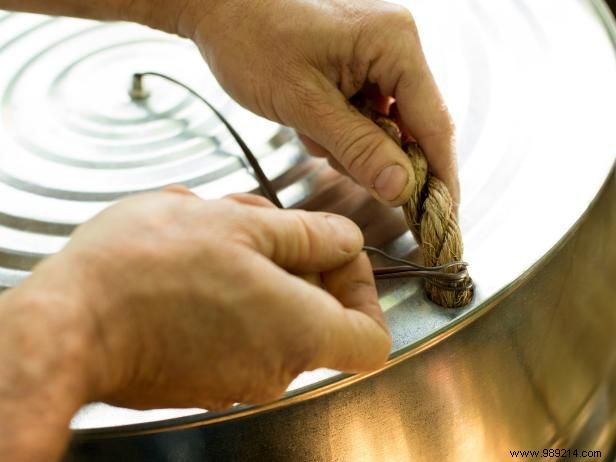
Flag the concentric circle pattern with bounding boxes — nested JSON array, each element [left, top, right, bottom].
[[0, 14, 304, 287], [0, 0, 615, 431]]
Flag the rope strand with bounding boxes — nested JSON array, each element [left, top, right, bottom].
[[353, 96, 474, 307], [130, 73, 473, 307]]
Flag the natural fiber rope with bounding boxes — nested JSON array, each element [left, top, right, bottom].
[[131, 73, 473, 308], [362, 107, 474, 308]]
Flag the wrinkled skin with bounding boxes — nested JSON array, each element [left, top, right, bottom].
[[0, 189, 390, 461], [66, 188, 391, 409], [181, 0, 459, 206], [0, 0, 459, 461]]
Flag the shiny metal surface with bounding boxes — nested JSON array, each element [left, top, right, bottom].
[[67, 172, 616, 461], [0, 0, 614, 459], [0, 13, 304, 279]]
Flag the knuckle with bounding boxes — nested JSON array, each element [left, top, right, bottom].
[[252, 208, 319, 265], [114, 207, 175, 259], [368, 3, 417, 33], [387, 5, 417, 32], [226, 201, 267, 246], [289, 211, 317, 263], [371, 6, 419, 53], [287, 73, 334, 122]]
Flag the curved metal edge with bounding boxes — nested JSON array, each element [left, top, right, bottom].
[[592, 0, 616, 45], [69, 0, 616, 439], [72, 163, 616, 439]]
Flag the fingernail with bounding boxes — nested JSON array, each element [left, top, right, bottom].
[[374, 165, 408, 202]]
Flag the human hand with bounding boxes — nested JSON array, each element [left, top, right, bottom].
[[300, 161, 409, 246], [175, 0, 459, 206], [0, 188, 390, 461], [22, 188, 391, 410]]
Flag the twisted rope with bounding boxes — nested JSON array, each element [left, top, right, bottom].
[[131, 74, 473, 308], [362, 106, 474, 308]]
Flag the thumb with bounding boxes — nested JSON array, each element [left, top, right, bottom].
[[245, 207, 364, 273], [291, 73, 415, 206]]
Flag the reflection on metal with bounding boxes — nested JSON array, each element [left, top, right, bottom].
[[0, 0, 614, 460]]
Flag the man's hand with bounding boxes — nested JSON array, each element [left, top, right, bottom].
[[62, 188, 391, 407], [177, 0, 459, 206], [0, 188, 390, 461], [0, 0, 460, 206]]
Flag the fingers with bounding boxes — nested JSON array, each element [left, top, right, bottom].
[[321, 252, 387, 333], [176, 191, 362, 273], [320, 301, 391, 373], [292, 11, 459, 207], [226, 193, 277, 208], [245, 207, 364, 273], [392, 48, 460, 206], [250, 253, 390, 374], [291, 76, 415, 207], [311, 253, 391, 372]]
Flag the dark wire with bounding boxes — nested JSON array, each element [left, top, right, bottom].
[[130, 72, 471, 288], [362, 245, 468, 273], [133, 72, 283, 208]]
